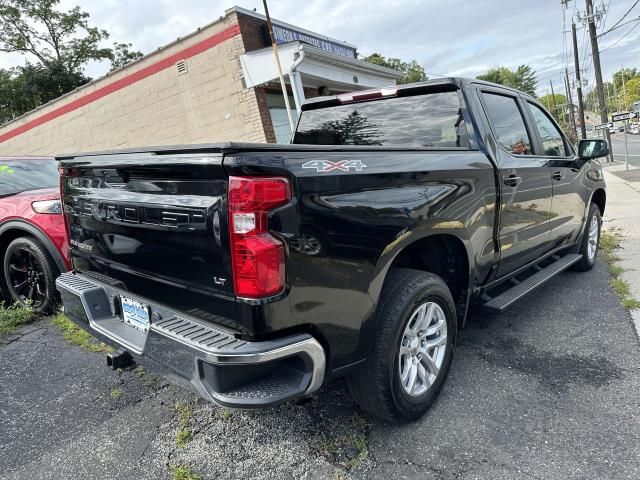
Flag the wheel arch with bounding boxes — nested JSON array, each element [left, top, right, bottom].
[[591, 188, 606, 216], [371, 232, 473, 330], [0, 220, 68, 275]]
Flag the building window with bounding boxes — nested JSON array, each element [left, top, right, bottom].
[[266, 93, 298, 144]]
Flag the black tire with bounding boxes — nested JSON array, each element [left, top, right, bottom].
[[3, 236, 59, 313], [346, 268, 456, 423], [574, 203, 601, 272]]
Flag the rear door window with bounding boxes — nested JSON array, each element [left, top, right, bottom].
[[481, 92, 533, 155], [294, 91, 469, 148]]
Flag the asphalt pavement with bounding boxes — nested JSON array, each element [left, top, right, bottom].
[[1, 258, 639, 480]]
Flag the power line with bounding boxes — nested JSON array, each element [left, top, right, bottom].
[[601, 19, 640, 50], [599, 0, 639, 36]]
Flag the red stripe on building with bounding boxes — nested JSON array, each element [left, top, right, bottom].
[[0, 23, 241, 144]]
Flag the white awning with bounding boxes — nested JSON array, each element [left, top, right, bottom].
[[240, 42, 403, 107]]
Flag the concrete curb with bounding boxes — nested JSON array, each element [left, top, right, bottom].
[[602, 167, 640, 341]]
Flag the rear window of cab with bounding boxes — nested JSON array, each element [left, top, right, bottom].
[[294, 91, 470, 149]]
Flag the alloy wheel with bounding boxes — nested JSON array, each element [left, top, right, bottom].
[[398, 301, 448, 397], [587, 214, 599, 260], [6, 247, 48, 308]]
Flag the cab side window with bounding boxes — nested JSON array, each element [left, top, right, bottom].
[[527, 102, 569, 157], [481, 92, 533, 155]]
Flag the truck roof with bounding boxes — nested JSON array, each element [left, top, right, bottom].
[[302, 76, 536, 110]]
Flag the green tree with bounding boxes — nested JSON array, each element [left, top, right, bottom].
[[364, 53, 427, 84], [538, 93, 568, 122], [0, 0, 142, 123], [539, 93, 567, 111], [110, 42, 144, 71], [622, 77, 640, 111], [296, 110, 383, 145], [0, 62, 90, 123], [613, 68, 639, 93], [477, 65, 537, 96]]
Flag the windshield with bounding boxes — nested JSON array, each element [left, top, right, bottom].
[[0, 159, 59, 197], [293, 90, 469, 148]]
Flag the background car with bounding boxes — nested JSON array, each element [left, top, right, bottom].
[[0, 157, 69, 312]]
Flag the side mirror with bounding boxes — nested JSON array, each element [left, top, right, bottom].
[[578, 138, 609, 160]]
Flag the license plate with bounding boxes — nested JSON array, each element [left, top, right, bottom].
[[120, 296, 150, 333]]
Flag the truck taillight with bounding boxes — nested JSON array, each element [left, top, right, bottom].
[[228, 176, 291, 298]]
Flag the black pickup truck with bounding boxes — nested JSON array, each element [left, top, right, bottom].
[[56, 78, 608, 422]]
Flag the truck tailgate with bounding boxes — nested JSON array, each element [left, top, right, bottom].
[[59, 150, 237, 326]]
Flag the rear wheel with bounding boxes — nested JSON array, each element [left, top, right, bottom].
[[574, 203, 601, 272], [346, 268, 456, 422], [3, 237, 59, 313]]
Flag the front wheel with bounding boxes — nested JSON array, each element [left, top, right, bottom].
[[3, 237, 59, 313], [346, 269, 456, 422], [574, 203, 601, 272]]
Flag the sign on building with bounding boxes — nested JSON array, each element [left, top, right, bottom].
[[266, 24, 357, 59]]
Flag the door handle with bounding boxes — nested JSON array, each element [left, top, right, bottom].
[[503, 175, 522, 187], [552, 171, 564, 181]]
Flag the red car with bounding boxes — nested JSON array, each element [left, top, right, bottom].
[[0, 157, 70, 312]]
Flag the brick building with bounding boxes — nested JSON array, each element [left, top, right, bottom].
[[0, 6, 402, 156]]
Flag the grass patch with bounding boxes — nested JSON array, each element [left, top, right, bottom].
[[52, 312, 113, 353], [600, 230, 640, 310], [317, 414, 370, 471], [622, 298, 640, 310], [170, 465, 202, 480], [174, 401, 194, 447], [220, 407, 232, 420], [0, 302, 38, 335], [610, 277, 631, 297], [174, 401, 193, 425], [175, 428, 192, 448], [608, 264, 625, 276], [133, 366, 146, 377], [110, 388, 123, 399]]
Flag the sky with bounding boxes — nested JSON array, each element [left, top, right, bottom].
[[1, 0, 639, 98]]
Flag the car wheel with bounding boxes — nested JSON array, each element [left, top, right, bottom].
[[574, 203, 601, 272], [346, 268, 456, 422], [3, 237, 59, 313]]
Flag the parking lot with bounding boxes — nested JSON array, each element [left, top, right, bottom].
[[1, 258, 638, 480]]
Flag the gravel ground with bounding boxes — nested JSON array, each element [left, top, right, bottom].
[[1, 258, 639, 480]]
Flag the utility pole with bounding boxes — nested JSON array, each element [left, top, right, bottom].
[[621, 65, 627, 110], [550, 80, 559, 120], [571, 22, 586, 138], [263, 0, 295, 135], [584, 0, 612, 161], [565, 68, 577, 138]]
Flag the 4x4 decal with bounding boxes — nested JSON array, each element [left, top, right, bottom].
[[302, 160, 367, 173]]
